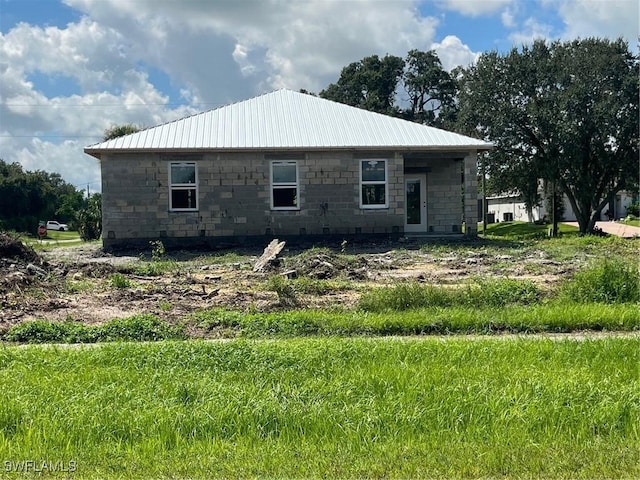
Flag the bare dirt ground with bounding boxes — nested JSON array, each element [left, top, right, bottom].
[[0, 233, 582, 334]]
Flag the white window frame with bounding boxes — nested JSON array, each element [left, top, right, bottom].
[[270, 160, 300, 211], [359, 159, 388, 209], [169, 161, 198, 211]]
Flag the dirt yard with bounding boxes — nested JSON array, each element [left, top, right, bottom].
[[0, 234, 577, 331]]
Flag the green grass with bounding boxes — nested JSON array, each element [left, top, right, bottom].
[[562, 258, 640, 303], [359, 278, 542, 311], [0, 337, 637, 478], [479, 221, 580, 239], [621, 218, 640, 227], [193, 303, 640, 337], [2, 315, 185, 344]]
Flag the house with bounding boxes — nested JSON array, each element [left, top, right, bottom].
[[480, 190, 638, 224], [84, 89, 492, 249]]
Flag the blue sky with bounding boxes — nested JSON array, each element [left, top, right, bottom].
[[0, 0, 637, 190]]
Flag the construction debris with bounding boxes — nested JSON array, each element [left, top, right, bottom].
[[253, 239, 286, 272]]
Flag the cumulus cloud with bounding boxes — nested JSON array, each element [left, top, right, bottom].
[[509, 17, 555, 46], [2, 0, 636, 191], [551, 0, 638, 45], [65, 0, 440, 95], [431, 36, 479, 71]]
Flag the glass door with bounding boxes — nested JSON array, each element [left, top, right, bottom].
[[405, 174, 427, 233]]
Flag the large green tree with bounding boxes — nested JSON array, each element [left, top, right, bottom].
[[403, 49, 457, 128], [0, 160, 84, 233], [320, 55, 405, 115], [457, 38, 639, 234]]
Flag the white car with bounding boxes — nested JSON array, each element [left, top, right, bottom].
[[46, 220, 69, 231]]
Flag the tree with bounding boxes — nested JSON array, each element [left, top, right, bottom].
[[457, 38, 639, 234], [103, 123, 142, 141], [0, 159, 84, 233], [403, 49, 457, 128], [77, 193, 102, 241], [320, 55, 405, 115]]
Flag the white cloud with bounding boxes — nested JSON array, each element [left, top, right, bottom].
[[64, 0, 439, 95], [437, 0, 514, 16], [509, 17, 555, 46], [551, 0, 639, 45], [431, 35, 480, 70]]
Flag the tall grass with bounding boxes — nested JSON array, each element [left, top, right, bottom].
[[3, 315, 185, 343], [359, 277, 541, 311], [562, 258, 639, 303], [193, 303, 640, 338], [0, 338, 637, 478]]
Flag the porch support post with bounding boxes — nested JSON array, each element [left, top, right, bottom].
[[463, 151, 478, 237]]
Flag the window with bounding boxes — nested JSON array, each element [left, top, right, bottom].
[[271, 161, 299, 210], [169, 162, 198, 211], [360, 159, 388, 208]]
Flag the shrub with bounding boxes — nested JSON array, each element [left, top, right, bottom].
[[626, 203, 639, 217], [561, 259, 639, 303]]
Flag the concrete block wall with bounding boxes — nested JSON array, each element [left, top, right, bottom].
[[426, 158, 464, 233], [101, 151, 407, 247], [463, 153, 478, 236]]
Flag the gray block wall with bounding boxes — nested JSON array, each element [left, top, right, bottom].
[[100, 150, 474, 248], [101, 151, 400, 247]]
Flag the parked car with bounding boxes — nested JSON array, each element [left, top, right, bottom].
[[46, 220, 69, 231]]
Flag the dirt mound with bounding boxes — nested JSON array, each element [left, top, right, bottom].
[[288, 250, 368, 279], [0, 233, 50, 296], [0, 232, 41, 264]]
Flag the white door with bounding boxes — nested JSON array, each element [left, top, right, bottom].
[[405, 174, 427, 233]]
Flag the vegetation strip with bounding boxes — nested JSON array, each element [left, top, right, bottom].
[[0, 337, 637, 478]]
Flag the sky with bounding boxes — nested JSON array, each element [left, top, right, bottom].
[[0, 0, 638, 193]]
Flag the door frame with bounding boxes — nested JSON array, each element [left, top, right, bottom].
[[404, 173, 428, 233]]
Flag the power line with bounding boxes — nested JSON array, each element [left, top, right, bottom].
[[0, 102, 217, 108]]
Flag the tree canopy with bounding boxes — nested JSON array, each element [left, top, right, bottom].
[[457, 38, 639, 234], [319, 50, 457, 127], [103, 123, 142, 141], [0, 159, 85, 233]]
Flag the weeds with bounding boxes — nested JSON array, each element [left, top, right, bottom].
[[266, 275, 298, 307], [562, 258, 639, 303], [359, 278, 542, 312], [3, 315, 185, 343], [110, 273, 132, 289]]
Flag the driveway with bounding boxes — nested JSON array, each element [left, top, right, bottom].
[[563, 221, 640, 238]]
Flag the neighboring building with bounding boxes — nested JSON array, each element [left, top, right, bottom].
[[85, 89, 492, 249], [479, 191, 638, 224]]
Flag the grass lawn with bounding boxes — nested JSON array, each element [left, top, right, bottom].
[[479, 220, 580, 238], [0, 337, 638, 479], [23, 230, 98, 249], [621, 218, 640, 227]]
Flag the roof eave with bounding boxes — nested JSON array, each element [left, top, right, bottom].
[[84, 144, 493, 157]]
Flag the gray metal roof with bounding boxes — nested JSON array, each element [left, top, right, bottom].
[[85, 89, 491, 155]]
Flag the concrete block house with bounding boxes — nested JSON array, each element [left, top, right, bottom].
[[85, 89, 492, 249]]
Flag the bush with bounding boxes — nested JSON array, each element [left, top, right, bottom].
[[562, 259, 640, 303], [626, 203, 639, 217]]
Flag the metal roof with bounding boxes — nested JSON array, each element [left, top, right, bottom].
[[85, 89, 492, 156]]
